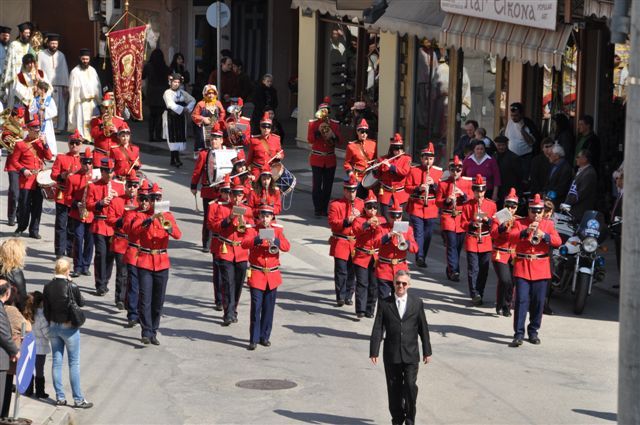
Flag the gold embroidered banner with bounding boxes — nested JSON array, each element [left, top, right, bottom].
[[107, 25, 146, 120]]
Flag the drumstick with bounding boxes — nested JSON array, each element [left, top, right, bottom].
[[267, 150, 284, 164], [126, 157, 140, 175], [208, 170, 248, 187], [194, 193, 201, 212]]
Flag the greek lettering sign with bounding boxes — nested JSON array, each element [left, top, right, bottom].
[[440, 0, 557, 30]]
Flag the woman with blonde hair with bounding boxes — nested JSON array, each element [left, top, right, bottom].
[[0, 238, 28, 311]]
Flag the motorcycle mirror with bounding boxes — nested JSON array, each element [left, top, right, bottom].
[[560, 203, 571, 212]]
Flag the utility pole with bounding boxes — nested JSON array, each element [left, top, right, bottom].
[[616, 0, 640, 421]]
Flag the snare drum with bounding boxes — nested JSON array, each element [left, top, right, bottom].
[[36, 169, 57, 200], [276, 167, 297, 195], [361, 170, 378, 189]]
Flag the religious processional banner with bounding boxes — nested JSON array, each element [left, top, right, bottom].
[[107, 25, 146, 120]]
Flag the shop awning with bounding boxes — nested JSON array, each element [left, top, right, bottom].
[[367, 0, 445, 40], [439, 14, 573, 69], [290, 0, 363, 19], [583, 0, 614, 19]]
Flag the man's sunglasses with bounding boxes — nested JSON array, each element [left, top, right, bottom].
[[261, 124, 272, 129], [394, 281, 408, 287], [389, 212, 402, 218], [220, 189, 231, 194], [69, 141, 82, 146], [529, 207, 543, 214], [126, 183, 139, 188], [344, 188, 357, 192], [510, 107, 520, 112], [505, 202, 518, 209], [365, 204, 377, 209], [150, 195, 162, 201], [449, 166, 463, 171], [357, 129, 368, 133], [138, 196, 150, 202]]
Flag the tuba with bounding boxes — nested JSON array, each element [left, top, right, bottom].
[[0, 110, 25, 153]]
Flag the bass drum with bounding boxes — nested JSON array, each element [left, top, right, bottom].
[[361, 170, 378, 189], [206, 149, 237, 184], [274, 166, 297, 195], [36, 169, 57, 200]]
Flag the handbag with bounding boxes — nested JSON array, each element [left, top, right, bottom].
[[67, 282, 86, 328]]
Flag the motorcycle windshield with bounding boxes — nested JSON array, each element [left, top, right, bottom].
[[577, 210, 608, 244]]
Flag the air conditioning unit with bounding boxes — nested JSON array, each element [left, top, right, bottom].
[[100, 0, 124, 25]]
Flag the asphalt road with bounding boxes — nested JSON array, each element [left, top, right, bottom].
[[0, 146, 618, 425]]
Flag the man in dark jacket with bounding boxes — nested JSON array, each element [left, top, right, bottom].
[[563, 149, 598, 223], [0, 281, 19, 417], [529, 138, 553, 196], [370, 270, 431, 425], [494, 135, 522, 208], [544, 144, 574, 209], [575, 115, 600, 173]]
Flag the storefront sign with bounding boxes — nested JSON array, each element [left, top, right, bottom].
[[441, 0, 557, 30]]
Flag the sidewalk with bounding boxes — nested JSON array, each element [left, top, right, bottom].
[[0, 395, 73, 425]]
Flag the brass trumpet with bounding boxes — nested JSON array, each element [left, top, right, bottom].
[[153, 212, 172, 230], [268, 241, 279, 254], [396, 232, 409, 251], [529, 220, 541, 245]]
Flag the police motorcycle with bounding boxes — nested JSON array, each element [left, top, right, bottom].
[[551, 203, 608, 315]]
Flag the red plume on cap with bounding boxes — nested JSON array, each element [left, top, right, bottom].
[[473, 174, 485, 186], [26, 113, 40, 128], [151, 183, 162, 195], [117, 122, 130, 133], [323, 96, 330, 104], [83, 147, 92, 158], [260, 113, 272, 124], [506, 187, 518, 202], [236, 97, 244, 107], [126, 170, 140, 182], [390, 198, 403, 213], [210, 122, 223, 136], [69, 129, 84, 142], [364, 190, 378, 204], [390, 133, 404, 146], [356, 119, 369, 130], [231, 150, 245, 164], [232, 176, 245, 191], [343, 174, 358, 188], [318, 96, 331, 110], [139, 180, 150, 193], [449, 155, 462, 166], [260, 163, 272, 175], [529, 194, 543, 208], [219, 173, 231, 189], [420, 142, 435, 156]]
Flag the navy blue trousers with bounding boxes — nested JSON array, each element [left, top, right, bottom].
[[6, 171, 19, 223], [218, 260, 247, 322], [249, 286, 277, 344], [138, 268, 169, 338], [493, 261, 514, 310], [513, 278, 547, 338], [334, 257, 355, 302], [467, 251, 491, 299], [202, 198, 213, 250], [71, 218, 94, 273], [311, 166, 336, 214], [17, 188, 43, 234], [408, 215, 437, 262], [126, 264, 140, 322], [354, 259, 377, 315], [93, 233, 115, 292], [211, 256, 222, 305], [114, 253, 128, 304], [378, 278, 393, 299], [54, 203, 73, 257], [443, 231, 465, 275]]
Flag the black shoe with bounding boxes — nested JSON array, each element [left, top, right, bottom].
[[356, 313, 364, 319], [529, 335, 541, 345], [7, 219, 15, 226], [416, 258, 426, 268], [95, 289, 106, 297], [452, 272, 460, 282], [29, 233, 42, 239], [472, 294, 482, 306], [201, 246, 209, 253], [14, 228, 24, 236], [345, 299, 353, 306], [502, 307, 512, 317], [510, 337, 524, 347], [259, 340, 271, 347], [365, 313, 374, 318], [336, 300, 345, 307], [124, 320, 138, 328], [56, 255, 63, 260], [214, 303, 223, 312], [150, 336, 160, 346], [36, 391, 49, 399], [81, 270, 91, 276], [247, 343, 256, 351], [314, 211, 323, 218], [141, 337, 151, 345], [495, 307, 501, 315], [543, 304, 554, 315], [115, 301, 125, 311], [56, 399, 67, 406], [70, 271, 80, 278], [222, 320, 232, 327], [232, 318, 238, 323]]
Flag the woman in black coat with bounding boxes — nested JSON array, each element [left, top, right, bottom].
[[143, 49, 170, 141], [0, 239, 27, 312], [251, 73, 278, 134]]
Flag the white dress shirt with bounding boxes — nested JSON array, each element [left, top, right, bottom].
[[396, 294, 408, 319]]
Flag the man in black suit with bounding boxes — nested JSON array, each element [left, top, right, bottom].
[[544, 144, 573, 209], [0, 281, 19, 416], [563, 149, 598, 223], [370, 270, 431, 425]]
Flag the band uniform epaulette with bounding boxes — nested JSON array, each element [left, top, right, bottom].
[[250, 134, 261, 138], [347, 140, 358, 144], [461, 176, 472, 181], [431, 165, 443, 171]]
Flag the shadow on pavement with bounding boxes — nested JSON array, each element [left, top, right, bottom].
[[283, 325, 370, 340], [572, 409, 616, 422], [430, 324, 512, 345], [278, 301, 359, 322], [274, 409, 375, 424], [160, 326, 247, 348]]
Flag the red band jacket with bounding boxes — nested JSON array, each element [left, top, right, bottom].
[[374, 222, 418, 281], [51, 152, 82, 205], [405, 165, 443, 219], [65, 173, 94, 223], [211, 202, 254, 262], [436, 176, 473, 232], [509, 217, 562, 280], [241, 223, 290, 290], [247, 134, 283, 177], [460, 198, 497, 253], [86, 179, 125, 236], [110, 144, 141, 178], [490, 219, 514, 264], [90, 115, 125, 161], [191, 148, 222, 200], [352, 215, 387, 268], [247, 187, 282, 217], [9, 138, 53, 190], [344, 139, 377, 181], [375, 154, 412, 205], [106, 196, 139, 254], [132, 211, 182, 271], [328, 197, 365, 261], [307, 118, 341, 168]]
